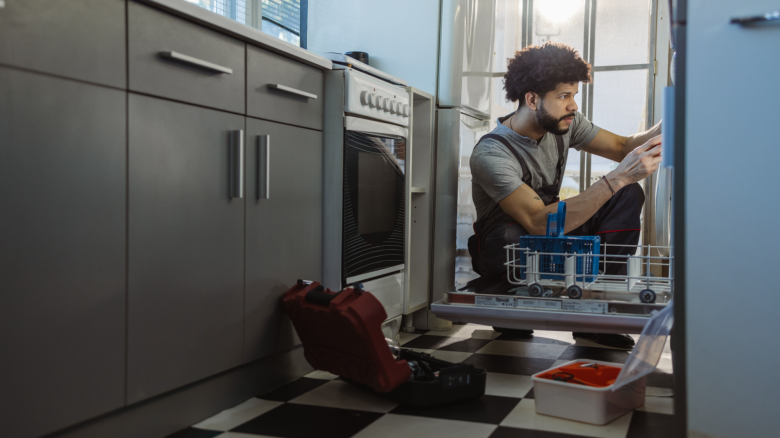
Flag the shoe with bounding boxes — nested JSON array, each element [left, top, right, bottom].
[[573, 332, 635, 349], [493, 326, 534, 337]]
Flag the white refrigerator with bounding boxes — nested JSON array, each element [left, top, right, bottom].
[[428, 0, 496, 329]]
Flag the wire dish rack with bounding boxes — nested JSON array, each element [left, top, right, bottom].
[[504, 242, 673, 304]]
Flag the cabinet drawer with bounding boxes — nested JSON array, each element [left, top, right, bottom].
[[128, 1, 245, 114], [0, 0, 126, 88], [247, 46, 323, 130]]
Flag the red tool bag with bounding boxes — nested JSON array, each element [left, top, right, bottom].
[[282, 280, 486, 407]]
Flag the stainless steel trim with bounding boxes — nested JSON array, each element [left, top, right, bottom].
[[344, 116, 409, 138], [346, 264, 405, 285], [258, 135, 270, 199], [159, 51, 233, 74], [268, 84, 318, 99], [229, 130, 244, 198]]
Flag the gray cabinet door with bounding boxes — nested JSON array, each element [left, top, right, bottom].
[[0, 68, 126, 438], [0, 0, 126, 88], [128, 1, 246, 114], [244, 119, 322, 362], [128, 95, 245, 404]]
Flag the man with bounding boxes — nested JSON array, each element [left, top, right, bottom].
[[465, 42, 662, 348]]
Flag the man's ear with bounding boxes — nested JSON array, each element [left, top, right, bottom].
[[525, 92, 540, 111]]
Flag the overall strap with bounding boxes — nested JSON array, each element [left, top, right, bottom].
[[479, 134, 532, 184], [553, 134, 566, 187]]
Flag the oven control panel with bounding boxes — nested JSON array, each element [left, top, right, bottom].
[[344, 69, 409, 127]]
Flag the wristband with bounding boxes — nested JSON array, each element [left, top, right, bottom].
[[602, 175, 615, 197]]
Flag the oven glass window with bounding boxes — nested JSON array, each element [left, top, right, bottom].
[[343, 131, 406, 283]]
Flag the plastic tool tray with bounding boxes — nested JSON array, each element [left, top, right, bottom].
[[518, 202, 600, 282]]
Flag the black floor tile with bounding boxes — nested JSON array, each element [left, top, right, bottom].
[[390, 394, 521, 424], [489, 425, 585, 438], [402, 335, 494, 353], [626, 411, 680, 438], [556, 346, 631, 363], [646, 371, 675, 389], [495, 333, 573, 345], [165, 428, 222, 438], [232, 403, 382, 438], [257, 377, 329, 402], [522, 387, 535, 399], [464, 353, 557, 376]]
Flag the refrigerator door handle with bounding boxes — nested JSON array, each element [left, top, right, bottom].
[[730, 10, 780, 25]]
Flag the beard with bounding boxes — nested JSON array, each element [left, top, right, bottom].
[[536, 101, 575, 135]]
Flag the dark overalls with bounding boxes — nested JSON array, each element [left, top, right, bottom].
[[464, 133, 645, 294]]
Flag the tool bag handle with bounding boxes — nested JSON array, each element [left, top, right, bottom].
[[546, 202, 567, 237]]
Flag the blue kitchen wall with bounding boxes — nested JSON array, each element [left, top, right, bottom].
[[306, 0, 441, 96]]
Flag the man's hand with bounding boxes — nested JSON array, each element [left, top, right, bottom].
[[607, 135, 662, 190]]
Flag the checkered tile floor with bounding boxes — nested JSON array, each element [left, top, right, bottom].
[[168, 323, 676, 438]]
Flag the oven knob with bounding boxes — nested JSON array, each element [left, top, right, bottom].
[[402, 104, 409, 116], [367, 93, 377, 108], [360, 91, 370, 106], [382, 98, 390, 112], [389, 101, 397, 114]]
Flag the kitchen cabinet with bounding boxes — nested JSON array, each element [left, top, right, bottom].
[[244, 119, 323, 362], [247, 46, 324, 130], [128, 1, 246, 114], [127, 94, 245, 404], [0, 0, 126, 89], [0, 67, 126, 438]]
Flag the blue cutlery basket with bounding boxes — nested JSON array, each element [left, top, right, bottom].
[[518, 202, 600, 282]]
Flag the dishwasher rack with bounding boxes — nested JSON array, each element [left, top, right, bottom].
[[429, 243, 673, 334], [506, 242, 673, 304]]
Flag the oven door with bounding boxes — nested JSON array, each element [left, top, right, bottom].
[[342, 116, 408, 285]]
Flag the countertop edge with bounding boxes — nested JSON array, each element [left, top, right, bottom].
[[137, 0, 333, 71]]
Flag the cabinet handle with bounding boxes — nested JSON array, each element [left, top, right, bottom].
[[159, 51, 233, 75], [267, 84, 318, 100], [258, 135, 270, 199], [730, 10, 780, 25], [229, 130, 244, 199]]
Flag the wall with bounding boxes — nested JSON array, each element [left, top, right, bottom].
[[306, 0, 441, 96], [685, 0, 780, 437]]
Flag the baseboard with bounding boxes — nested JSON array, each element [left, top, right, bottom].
[[45, 346, 313, 438]]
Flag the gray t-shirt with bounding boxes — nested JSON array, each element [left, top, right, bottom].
[[470, 111, 600, 223]]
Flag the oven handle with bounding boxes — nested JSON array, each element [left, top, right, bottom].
[[258, 135, 270, 199]]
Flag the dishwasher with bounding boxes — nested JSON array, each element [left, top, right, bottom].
[[431, 162, 674, 334]]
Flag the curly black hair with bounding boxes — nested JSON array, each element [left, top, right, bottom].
[[503, 41, 592, 107]]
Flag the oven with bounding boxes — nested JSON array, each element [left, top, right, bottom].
[[323, 62, 411, 324], [342, 117, 407, 285]]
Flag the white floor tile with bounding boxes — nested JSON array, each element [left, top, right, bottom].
[[424, 324, 501, 340], [535, 330, 576, 343], [304, 370, 339, 380], [484, 372, 535, 398], [476, 340, 569, 360], [637, 396, 675, 415], [289, 380, 399, 413], [192, 398, 282, 431], [399, 332, 422, 346], [404, 348, 474, 364], [500, 399, 633, 438], [352, 413, 497, 438]]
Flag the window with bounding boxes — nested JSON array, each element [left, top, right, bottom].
[[184, 0, 304, 47]]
